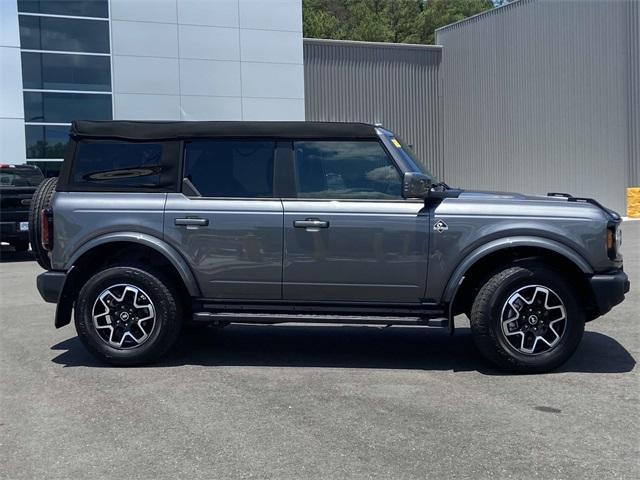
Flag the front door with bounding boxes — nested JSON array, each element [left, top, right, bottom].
[[164, 139, 283, 299], [282, 140, 429, 303]]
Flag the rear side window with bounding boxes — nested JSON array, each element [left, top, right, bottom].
[[72, 141, 173, 189], [294, 140, 402, 199], [184, 140, 275, 198]]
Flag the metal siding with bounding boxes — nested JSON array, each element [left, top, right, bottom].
[[437, 0, 634, 213], [629, 0, 640, 186], [304, 39, 444, 179]]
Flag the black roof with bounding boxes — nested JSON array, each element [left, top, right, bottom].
[[71, 120, 379, 141]]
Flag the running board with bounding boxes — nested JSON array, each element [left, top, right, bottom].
[[192, 312, 449, 328]]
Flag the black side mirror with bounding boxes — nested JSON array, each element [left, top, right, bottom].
[[402, 172, 432, 199]]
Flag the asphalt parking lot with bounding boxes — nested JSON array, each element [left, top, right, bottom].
[[0, 222, 638, 480]]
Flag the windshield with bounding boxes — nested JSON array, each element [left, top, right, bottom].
[[0, 167, 44, 187], [379, 130, 436, 181]]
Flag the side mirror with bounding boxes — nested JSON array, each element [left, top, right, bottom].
[[402, 172, 432, 199]]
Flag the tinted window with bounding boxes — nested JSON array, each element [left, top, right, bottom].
[[72, 142, 165, 188], [184, 140, 275, 198], [18, 0, 108, 18], [19, 15, 110, 53], [294, 141, 401, 199], [24, 92, 112, 123], [22, 52, 111, 91], [0, 167, 44, 187], [25, 125, 69, 159]]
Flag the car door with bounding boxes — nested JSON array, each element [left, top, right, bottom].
[[282, 140, 429, 303], [164, 139, 283, 300]]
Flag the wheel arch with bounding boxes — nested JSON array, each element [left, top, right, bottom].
[[54, 233, 200, 328], [444, 236, 596, 328]]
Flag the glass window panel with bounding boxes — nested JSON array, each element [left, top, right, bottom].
[[18, 0, 108, 18], [25, 125, 70, 159], [72, 142, 164, 188], [19, 15, 109, 53], [24, 92, 112, 123], [294, 141, 402, 200], [26, 161, 62, 178], [0, 166, 44, 186], [184, 140, 275, 198], [22, 52, 111, 91]]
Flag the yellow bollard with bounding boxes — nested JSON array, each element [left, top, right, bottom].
[[627, 188, 640, 218]]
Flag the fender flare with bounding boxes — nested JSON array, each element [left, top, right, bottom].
[[64, 232, 201, 297], [443, 235, 594, 306]]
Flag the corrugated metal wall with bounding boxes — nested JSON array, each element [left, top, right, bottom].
[[304, 39, 444, 179], [436, 0, 636, 213], [629, 0, 640, 186]]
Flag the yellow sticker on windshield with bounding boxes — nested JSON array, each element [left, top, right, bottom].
[[391, 138, 402, 148]]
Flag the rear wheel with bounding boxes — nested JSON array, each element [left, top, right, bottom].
[[28, 177, 57, 269], [74, 265, 183, 366], [470, 265, 585, 373]]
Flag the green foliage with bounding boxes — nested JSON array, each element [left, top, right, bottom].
[[302, 0, 494, 44]]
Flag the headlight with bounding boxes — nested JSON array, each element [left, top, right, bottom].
[[607, 223, 622, 260]]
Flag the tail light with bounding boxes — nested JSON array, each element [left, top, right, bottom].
[[40, 207, 53, 251]]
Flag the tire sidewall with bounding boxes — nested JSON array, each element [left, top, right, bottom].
[[485, 266, 584, 370], [75, 266, 181, 365]]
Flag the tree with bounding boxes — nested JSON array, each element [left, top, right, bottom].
[[302, 0, 494, 45]]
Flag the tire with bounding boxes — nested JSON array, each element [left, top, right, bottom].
[[28, 177, 57, 269], [11, 240, 29, 252], [470, 265, 585, 373], [74, 265, 183, 366]]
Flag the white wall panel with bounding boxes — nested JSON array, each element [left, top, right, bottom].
[[0, 0, 20, 48], [241, 62, 304, 99], [180, 59, 241, 96], [0, 119, 26, 163], [180, 95, 242, 120], [111, 0, 177, 24], [177, 0, 239, 28], [112, 20, 179, 57], [114, 93, 181, 120], [242, 97, 304, 120], [0, 47, 23, 118], [240, 29, 302, 64], [179, 25, 240, 61], [239, 0, 302, 32], [113, 56, 180, 95]]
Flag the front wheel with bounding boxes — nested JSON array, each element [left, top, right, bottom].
[[74, 266, 183, 366], [470, 265, 585, 373]]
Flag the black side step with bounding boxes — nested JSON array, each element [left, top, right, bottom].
[[192, 312, 449, 328]]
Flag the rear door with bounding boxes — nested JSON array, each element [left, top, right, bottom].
[[164, 139, 283, 300], [282, 140, 429, 303]]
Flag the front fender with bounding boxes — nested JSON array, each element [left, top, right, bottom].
[[441, 235, 593, 304]]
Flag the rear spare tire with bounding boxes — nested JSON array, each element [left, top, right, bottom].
[[28, 177, 57, 269]]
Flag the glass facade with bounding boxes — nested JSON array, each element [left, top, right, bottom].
[[19, 0, 112, 175]]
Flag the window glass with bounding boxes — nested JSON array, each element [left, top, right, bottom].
[[72, 142, 164, 188], [19, 15, 110, 53], [18, 0, 109, 18], [184, 140, 275, 198], [22, 52, 111, 91], [0, 167, 44, 187], [25, 125, 69, 159], [24, 92, 112, 123], [26, 161, 61, 178], [294, 141, 401, 199]]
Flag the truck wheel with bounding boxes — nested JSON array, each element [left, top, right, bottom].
[[74, 265, 183, 366], [470, 265, 584, 373], [28, 177, 57, 269]]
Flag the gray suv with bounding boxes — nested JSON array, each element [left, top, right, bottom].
[[33, 121, 629, 372]]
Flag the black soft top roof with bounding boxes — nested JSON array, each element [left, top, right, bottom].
[[71, 120, 379, 141]]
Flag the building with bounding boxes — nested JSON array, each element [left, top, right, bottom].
[[1, 0, 638, 212], [1, 0, 305, 176]]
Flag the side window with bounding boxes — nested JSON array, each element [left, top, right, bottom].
[[294, 140, 402, 199], [72, 141, 171, 189], [184, 140, 275, 198]]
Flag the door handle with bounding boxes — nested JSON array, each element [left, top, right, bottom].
[[175, 217, 209, 226], [293, 218, 329, 229]]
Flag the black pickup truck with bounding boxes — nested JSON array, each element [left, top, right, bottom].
[[0, 164, 44, 252]]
